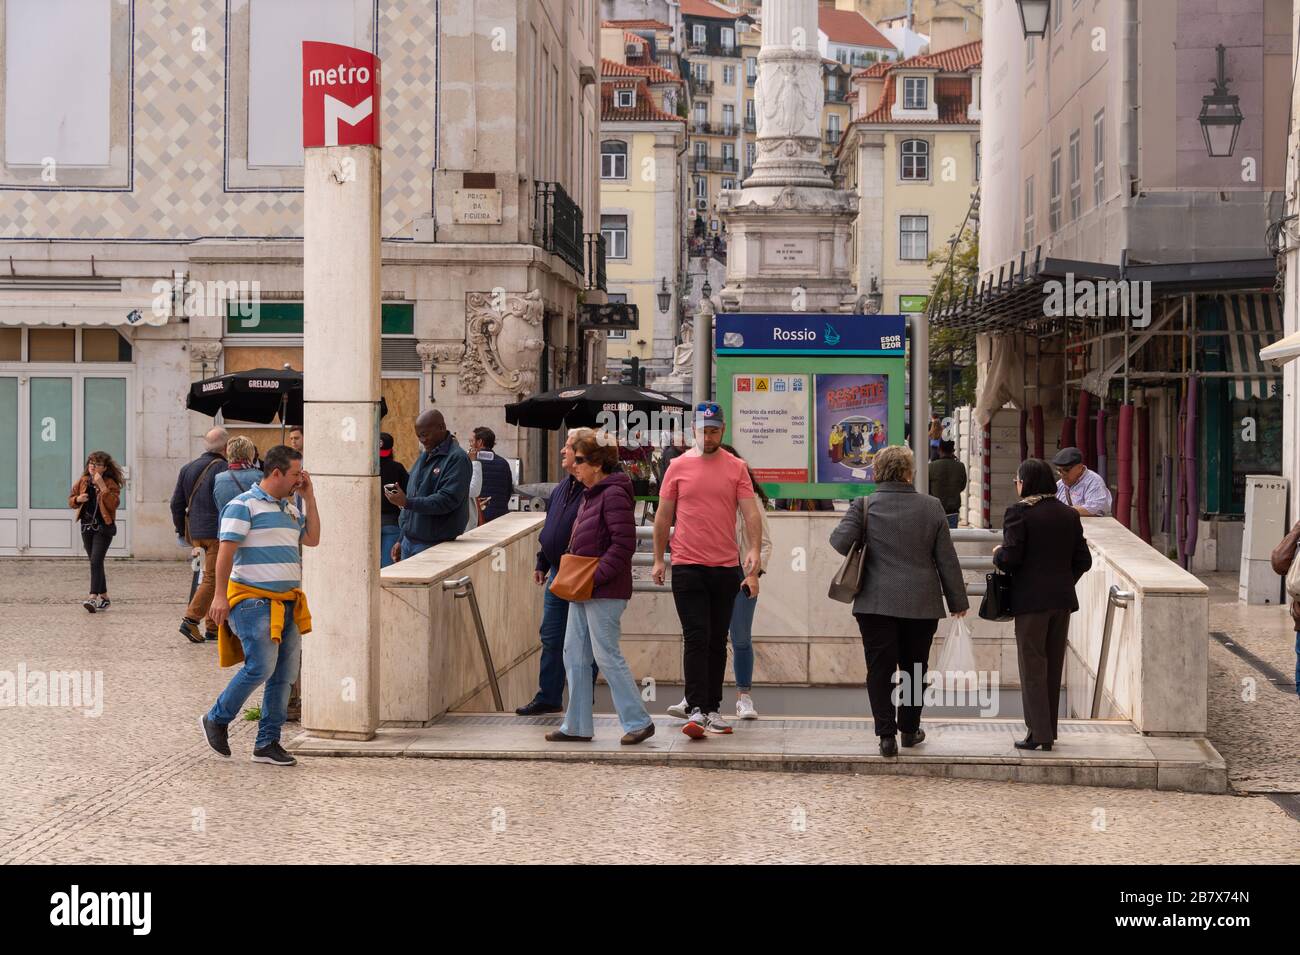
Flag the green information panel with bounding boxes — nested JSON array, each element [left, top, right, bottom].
[[714, 314, 908, 500]]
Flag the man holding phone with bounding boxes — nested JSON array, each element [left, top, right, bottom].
[[378, 432, 409, 568], [384, 409, 471, 562]]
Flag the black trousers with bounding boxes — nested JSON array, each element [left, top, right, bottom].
[[81, 525, 115, 594], [1015, 609, 1070, 743], [855, 613, 939, 736], [672, 564, 743, 715]]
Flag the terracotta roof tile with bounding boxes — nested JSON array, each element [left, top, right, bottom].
[[679, 0, 738, 21], [819, 9, 895, 50], [600, 81, 685, 124], [602, 19, 673, 31], [601, 58, 683, 85], [851, 40, 981, 125]]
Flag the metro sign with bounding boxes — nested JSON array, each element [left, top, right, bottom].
[[302, 41, 380, 148]]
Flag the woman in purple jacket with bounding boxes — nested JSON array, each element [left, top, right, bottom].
[[546, 431, 655, 745]]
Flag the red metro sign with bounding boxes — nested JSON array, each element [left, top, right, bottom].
[[302, 41, 380, 148]]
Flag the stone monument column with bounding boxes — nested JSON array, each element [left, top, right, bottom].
[[747, 0, 830, 189]]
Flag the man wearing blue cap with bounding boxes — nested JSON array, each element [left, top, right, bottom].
[[653, 402, 763, 739]]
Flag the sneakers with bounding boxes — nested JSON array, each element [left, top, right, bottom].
[[201, 715, 230, 757], [705, 712, 733, 735], [666, 698, 690, 720], [95, 597, 110, 612], [83, 597, 98, 614], [516, 699, 563, 716], [681, 709, 707, 739], [251, 742, 297, 766], [179, 617, 205, 644], [735, 693, 758, 720]]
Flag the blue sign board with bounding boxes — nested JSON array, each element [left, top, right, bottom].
[[715, 313, 906, 356]]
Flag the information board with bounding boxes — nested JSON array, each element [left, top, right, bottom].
[[731, 373, 809, 482]]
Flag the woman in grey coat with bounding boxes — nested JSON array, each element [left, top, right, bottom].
[[830, 445, 969, 756]]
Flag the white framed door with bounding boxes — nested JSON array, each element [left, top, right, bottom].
[[0, 369, 133, 556]]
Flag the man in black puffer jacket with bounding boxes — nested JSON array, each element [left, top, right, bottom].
[[471, 427, 514, 524], [170, 427, 229, 643]]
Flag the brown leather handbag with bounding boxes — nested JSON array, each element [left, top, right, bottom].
[[549, 501, 600, 602]]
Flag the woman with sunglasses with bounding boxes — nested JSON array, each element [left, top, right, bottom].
[[993, 458, 1092, 751], [546, 430, 655, 745]]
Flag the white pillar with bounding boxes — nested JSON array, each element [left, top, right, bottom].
[[749, 0, 830, 188], [301, 144, 382, 740]]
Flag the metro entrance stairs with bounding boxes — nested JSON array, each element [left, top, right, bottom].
[[285, 713, 1227, 793]]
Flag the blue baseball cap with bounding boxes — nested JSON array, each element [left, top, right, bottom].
[[695, 402, 725, 430]]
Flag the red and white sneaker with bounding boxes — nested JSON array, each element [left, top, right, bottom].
[[681, 709, 707, 739]]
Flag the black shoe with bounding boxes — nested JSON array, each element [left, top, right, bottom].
[[1014, 733, 1052, 752], [900, 728, 926, 747], [251, 741, 297, 766], [180, 617, 205, 644], [879, 735, 898, 757], [204, 628, 218, 641], [544, 730, 592, 742], [621, 723, 656, 745], [201, 715, 231, 757], [516, 699, 563, 716]]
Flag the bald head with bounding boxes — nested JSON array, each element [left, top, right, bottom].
[[205, 427, 229, 453], [415, 409, 448, 451]]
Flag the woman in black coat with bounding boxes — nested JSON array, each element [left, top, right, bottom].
[[993, 458, 1092, 751]]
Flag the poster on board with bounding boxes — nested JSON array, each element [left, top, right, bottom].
[[814, 373, 889, 484], [730, 373, 809, 482]]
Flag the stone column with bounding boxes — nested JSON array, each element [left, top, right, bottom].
[[748, 0, 829, 189], [300, 143, 382, 741]]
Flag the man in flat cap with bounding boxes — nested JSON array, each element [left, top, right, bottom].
[[1052, 447, 1112, 517]]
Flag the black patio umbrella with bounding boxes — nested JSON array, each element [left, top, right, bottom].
[[505, 382, 691, 431], [187, 366, 386, 440]]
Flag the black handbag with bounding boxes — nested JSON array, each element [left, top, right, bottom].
[[978, 571, 1014, 621]]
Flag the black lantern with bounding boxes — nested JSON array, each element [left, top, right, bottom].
[[1016, 0, 1049, 38], [1198, 45, 1242, 158], [701, 277, 713, 300], [657, 277, 672, 313]]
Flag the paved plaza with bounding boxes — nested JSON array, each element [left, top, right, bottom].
[[1, 559, 1296, 864]]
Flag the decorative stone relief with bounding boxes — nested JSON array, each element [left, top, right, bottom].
[[461, 289, 545, 396], [190, 341, 223, 363]]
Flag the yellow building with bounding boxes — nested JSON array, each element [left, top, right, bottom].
[[599, 55, 687, 379], [839, 38, 981, 315]]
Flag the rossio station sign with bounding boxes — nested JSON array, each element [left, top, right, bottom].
[[302, 41, 381, 148]]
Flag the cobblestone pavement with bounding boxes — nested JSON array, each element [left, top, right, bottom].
[[1, 559, 1296, 864], [1203, 574, 1300, 793]]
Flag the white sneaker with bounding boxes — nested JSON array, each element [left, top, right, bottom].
[[705, 711, 733, 735], [666, 698, 690, 720], [735, 694, 758, 720]]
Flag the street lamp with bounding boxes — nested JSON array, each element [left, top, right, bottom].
[[657, 277, 672, 313], [701, 277, 713, 301], [1198, 44, 1243, 158], [1015, 0, 1050, 38]]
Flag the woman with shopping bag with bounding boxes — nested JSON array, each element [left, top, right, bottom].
[[992, 459, 1092, 751], [829, 445, 969, 757], [544, 430, 655, 746]]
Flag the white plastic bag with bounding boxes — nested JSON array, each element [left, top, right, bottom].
[[1286, 551, 1300, 600], [935, 616, 977, 690]]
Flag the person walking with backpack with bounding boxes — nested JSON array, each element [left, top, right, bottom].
[[171, 427, 229, 643], [652, 403, 763, 739], [830, 445, 968, 757], [69, 451, 123, 613], [544, 430, 654, 745], [213, 437, 263, 515]]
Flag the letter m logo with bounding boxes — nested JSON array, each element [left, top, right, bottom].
[[302, 41, 381, 149], [324, 95, 374, 146]]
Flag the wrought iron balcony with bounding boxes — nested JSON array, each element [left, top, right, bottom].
[[584, 233, 607, 292], [743, 117, 756, 133], [825, 88, 847, 104], [533, 181, 583, 275], [690, 120, 712, 134], [825, 128, 842, 144], [691, 156, 739, 173], [746, 73, 757, 87], [715, 122, 738, 137], [689, 77, 714, 95]]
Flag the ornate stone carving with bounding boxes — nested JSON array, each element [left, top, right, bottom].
[[461, 289, 545, 396], [190, 341, 223, 363]]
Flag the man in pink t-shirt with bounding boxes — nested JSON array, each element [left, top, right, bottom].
[[653, 402, 763, 738]]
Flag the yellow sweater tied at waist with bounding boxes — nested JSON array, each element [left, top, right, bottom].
[[217, 581, 313, 668]]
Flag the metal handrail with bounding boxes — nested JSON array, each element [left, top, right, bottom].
[[1090, 585, 1134, 718], [443, 576, 504, 711]]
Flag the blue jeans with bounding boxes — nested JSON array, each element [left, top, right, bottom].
[[561, 598, 650, 737], [380, 524, 402, 568], [400, 537, 433, 561], [534, 569, 572, 708], [730, 591, 758, 692], [207, 598, 302, 749]]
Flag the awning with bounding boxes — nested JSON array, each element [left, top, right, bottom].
[[1219, 293, 1281, 400], [0, 294, 167, 327], [1260, 329, 1300, 365]]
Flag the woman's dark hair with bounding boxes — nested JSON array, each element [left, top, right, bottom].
[[84, 451, 123, 486], [572, 431, 619, 474], [1017, 458, 1057, 497], [721, 444, 770, 505]]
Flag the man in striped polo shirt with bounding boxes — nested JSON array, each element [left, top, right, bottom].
[[201, 445, 320, 766]]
